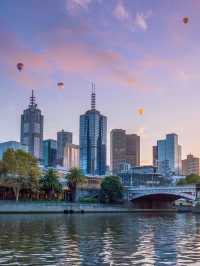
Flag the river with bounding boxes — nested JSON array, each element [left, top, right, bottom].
[[0, 213, 200, 265]]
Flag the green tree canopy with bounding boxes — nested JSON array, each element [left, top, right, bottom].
[[100, 176, 123, 203], [40, 168, 62, 199], [66, 168, 86, 202], [177, 174, 200, 185], [0, 149, 41, 200]]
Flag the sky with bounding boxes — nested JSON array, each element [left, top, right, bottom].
[[0, 0, 200, 165]]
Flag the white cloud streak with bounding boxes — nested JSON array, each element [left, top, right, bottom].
[[66, 0, 92, 11], [113, 1, 129, 21], [134, 13, 149, 31]]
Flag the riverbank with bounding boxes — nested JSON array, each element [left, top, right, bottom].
[[0, 201, 178, 213]]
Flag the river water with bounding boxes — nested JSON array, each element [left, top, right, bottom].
[[0, 213, 200, 265]]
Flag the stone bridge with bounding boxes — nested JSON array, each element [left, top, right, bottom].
[[125, 185, 197, 209]]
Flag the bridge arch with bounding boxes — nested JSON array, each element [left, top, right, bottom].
[[130, 191, 195, 202]]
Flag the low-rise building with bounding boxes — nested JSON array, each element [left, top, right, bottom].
[[118, 165, 170, 187], [0, 141, 28, 159]]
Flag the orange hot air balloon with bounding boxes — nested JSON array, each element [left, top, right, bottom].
[[138, 107, 144, 116], [183, 17, 189, 24], [17, 62, 24, 72], [57, 82, 64, 90]]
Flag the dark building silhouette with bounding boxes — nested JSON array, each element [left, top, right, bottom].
[[153, 145, 158, 167]]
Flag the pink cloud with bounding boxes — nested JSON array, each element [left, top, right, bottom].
[[0, 28, 139, 89]]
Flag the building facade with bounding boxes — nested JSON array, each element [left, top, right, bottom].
[[152, 145, 158, 167], [157, 133, 182, 176], [43, 139, 57, 167], [80, 89, 107, 175], [110, 129, 140, 175], [126, 134, 140, 166], [119, 165, 168, 187], [63, 144, 79, 171], [0, 141, 28, 159], [20, 90, 43, 161], [57, 130, 72, 166], [182, 154, 200, 176]]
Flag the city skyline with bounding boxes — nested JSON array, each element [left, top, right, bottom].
[[0, 88, 197, 167], [1, 0, 200, 164]]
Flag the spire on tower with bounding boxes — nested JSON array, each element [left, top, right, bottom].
[[91, 82, 96, 110], [29, 90, 37, 107]]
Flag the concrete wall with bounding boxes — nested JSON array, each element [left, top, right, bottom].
[[0, 201, 135, 213]]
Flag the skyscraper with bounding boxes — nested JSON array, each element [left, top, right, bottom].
[[80, 87, 107, 175], [20, 90, 43, 160], [43, 139, 57, 167], [157, 133, 182, 176], [110, 129, 140, 175], [57, 130, 72, 166], [63, 144, 79, 171], [126, 134, 140, 166]]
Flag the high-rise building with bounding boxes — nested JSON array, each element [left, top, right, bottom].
[[110, 129, 140, 175], [63, 144, 79, 170], [57, 130, 72, 166], [43, 139, 57, 167], [182, 154, 200, 176], [110, 129, 126, 175], [20, 90, 43, 161], [126, 134, 140, 166], [0, 141, 28, 159], [157, 133, 182, 176], [80, 87, 107, 175], [152, 145, 158, 167]]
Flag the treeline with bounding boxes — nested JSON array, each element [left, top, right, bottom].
[[0, 149, 124, 203], [176, 174, 200, 185], [0, 149, 85, 201]]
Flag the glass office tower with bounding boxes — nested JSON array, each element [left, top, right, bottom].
[[43, 139, 57, 167], [80, 88, 107, 175], [157, 133, 182, 176]]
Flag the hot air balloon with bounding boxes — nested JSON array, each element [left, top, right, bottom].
[[183, 17, 189, 24], [138, 107, 144, 116], [57, 82, 64, 90], [17, 62, 24, 72]]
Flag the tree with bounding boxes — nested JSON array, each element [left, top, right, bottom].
[[66, 168, 86, 202], [40, 169, 62, 200], [100, 176, 123, 203], [177, 174, 200, 185], [0, 149, 41, 201]]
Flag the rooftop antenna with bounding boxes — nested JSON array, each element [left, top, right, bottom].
[[91, 82, 96, 110], [29, 89, 37, 107]]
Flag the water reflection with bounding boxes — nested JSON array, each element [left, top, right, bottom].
[[0, 213, 200, 265]]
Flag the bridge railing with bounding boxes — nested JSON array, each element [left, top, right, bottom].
[[126, 185, 196, 192]]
